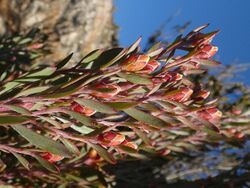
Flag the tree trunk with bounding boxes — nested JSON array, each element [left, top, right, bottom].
[[0, 0, 117, 61]]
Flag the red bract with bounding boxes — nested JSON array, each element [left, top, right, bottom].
[[139, 60, 160, 74], [121, 139, 138, 150], [196, 107, 222, 122], [97, 131, 125, 146], [153, 72, 183, 84], [194, 89, 210, 100], [195, 44, 218, 59], [40, 152, 64, 163], [91, 84, 121, 98], [72, 102, 96, 116], [121, 54, 150, 72], [164, 87, 193, 102]]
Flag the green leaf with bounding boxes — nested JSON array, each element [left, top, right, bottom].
[[34, 156, 58, 172], [88, 143, 116, 164], [123, 107, 168, 129], [24, 67, 56, 78], [56, 53, 73, 69], [12, 125, 71, 157], [4, 105, 31, 115], [116, 145, 137, 154], [70, 125, 94, 134], [66, 111, 94, 127], [74, 99, 115, 114], [16, 86, 50, 97], [127, 37, 141, 54], [12, 152, 30, 170], [106, 102, 138, 110], [80, 49, 103, 64], [0, 116, 29, 125], [91, 48, 126, 69], [60, 138, 80, 155], [117, 72, 152, 85]]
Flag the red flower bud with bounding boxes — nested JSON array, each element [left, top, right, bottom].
[[121, 139, 138, 150], [180, 61, 200, 71], [231, 108, 242, 115], [196, 107, 222, 122], [195, 44, 218, 59], [91, 84, 121, 98], [121, 54, 150, 72], [164, 87, 193, 102], [153, 72, 183, 84], [139, 60, 160, 74], [97, 131, 125, 146], [72, 102, 96, 116], [158, 149, 171, 156], [226, 128, 237, 134], [194, 89, 210, 100], [235, 132, 245, 139], [40, 152, 64, 163]]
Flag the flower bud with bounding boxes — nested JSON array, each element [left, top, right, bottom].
[[196, 107, 222, 122], [164, 87, 193, 102], [71, 102, 96, 116], [195, 44, 218, 59], [91, 84, 121, 98], [152, 72, 183, 84], [139, 60, 160, 74], [235, 132, 245, 139], [194, 89, 210, 100], [231, 108, 242, 115], [40, 152, 64, 163], [121, 139, 138, 150], [97, 131, 125, 146], [121, 54, 150, 72]]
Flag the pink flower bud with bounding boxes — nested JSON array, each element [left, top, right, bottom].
[[71, 102, 96, 116], [121, 54, 150, 72], [29, 43, 44, 50], [139, 60, 160, 74], [231, 108, 242, 115], [195, 44, 218, 59], [164, 87, 193, 102], [40, 152, 64, 163], [196, 107, 222, 122], [235, 132, 245, 139], [91, 84, 121, 98], [97, 131, 125, 146]]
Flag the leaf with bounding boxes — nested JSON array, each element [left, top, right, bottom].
[[147, 47, 164, 57], [74, 99, 115, 114], [24, 67, 56, 78], [0, 116, 29, 125], [106, 102, 138, 110], [70, 125, 94, 134], [127, 37, 141, 54], [12, 125, 71, 157], [116, 145, 137, 154], [88, 143, 116, 164], [56, 53, 73, 69], [34, 156, 58, 172], [4, 105, 31, 115], [16, 86, 50, 97], [132, 128, 151, 145], [117, 72, 152, 85], [60, 138, 80, 155], [195, 59, 221, 66], [123, 107, 168, 128], [12, 152, 30, 170], [91, 48, 126, 69], [66, 111, 94, 127], [80, 49, 103, 64]]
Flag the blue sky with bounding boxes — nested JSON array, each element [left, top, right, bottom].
[[114, 0, 250, 83]]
